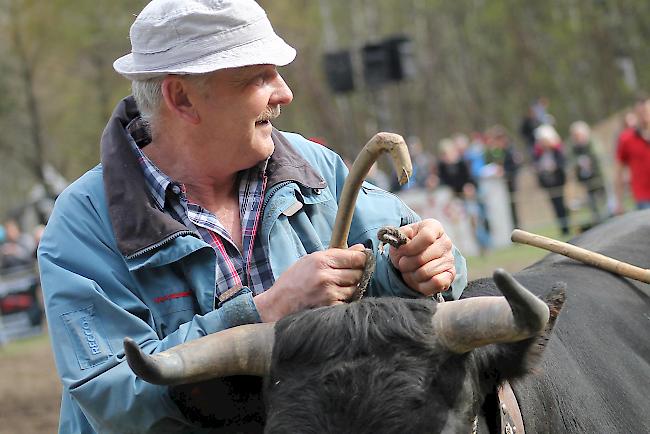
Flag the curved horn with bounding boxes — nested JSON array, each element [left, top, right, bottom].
[[432, 269, 550, 353], [124, 322, 275, 385], [330, 132, 413, 249]]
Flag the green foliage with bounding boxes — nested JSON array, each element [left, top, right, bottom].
[[0, 332, 50, 356], [0, 0, 648, 215]]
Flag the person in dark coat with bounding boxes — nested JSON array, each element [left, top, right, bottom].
[[533, 125, 569, 236], [568, 121, 606, 226], [484, 125, 522, 228], [437, 139, 474, 196]]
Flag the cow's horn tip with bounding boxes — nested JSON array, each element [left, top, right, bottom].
[[123, 337, 166, 385], [492, 268, 509, 281]]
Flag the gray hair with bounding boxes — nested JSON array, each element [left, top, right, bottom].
[[569, 121, 591, 137], [131, 74, 212, 129], [132, 77, 165, 127]]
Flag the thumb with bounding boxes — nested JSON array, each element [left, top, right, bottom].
[[396, 222, 420, 240]]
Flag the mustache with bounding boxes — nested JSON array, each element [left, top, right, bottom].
[[256, 105, 281, 123]]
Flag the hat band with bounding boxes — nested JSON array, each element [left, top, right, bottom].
[[130, 16, 275, 71]]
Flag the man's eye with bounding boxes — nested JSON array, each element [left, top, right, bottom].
[[250, 73, 268, 86]]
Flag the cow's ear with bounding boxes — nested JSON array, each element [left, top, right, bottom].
[[476, 283, 566, 381]]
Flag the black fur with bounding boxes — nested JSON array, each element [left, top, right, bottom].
[[264, 292, 563, 434], [266, 298, 449, 433]]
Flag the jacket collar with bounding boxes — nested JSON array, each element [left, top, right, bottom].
[[267, 129, 327, 190], [101, 96, 326, 258]]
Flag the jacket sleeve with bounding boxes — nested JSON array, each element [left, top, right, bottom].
[[351, 210, 468, 301], [369, 243, 468, 300], [38, 187, 260, 434]]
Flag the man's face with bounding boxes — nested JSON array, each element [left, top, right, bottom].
[[635, 100, 650, 129], [4, 221, 19, 241], [191, 65, 293, 171], [571, 129, 589, 145]]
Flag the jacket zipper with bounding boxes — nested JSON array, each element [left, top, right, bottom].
[[263, 181, 292, 211], [126, 181, 306, 260], [126, 230, 198, 260]]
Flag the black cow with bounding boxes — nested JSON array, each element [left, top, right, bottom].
[[495, 210, 650, 433], [125, 210, 650, 433]]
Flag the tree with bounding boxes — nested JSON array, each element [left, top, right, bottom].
[[0, 0, 648, 217]]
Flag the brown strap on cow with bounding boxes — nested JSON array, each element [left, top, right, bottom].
[[497, 381, 525, 434]]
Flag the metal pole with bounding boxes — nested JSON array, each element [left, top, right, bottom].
[[317, 0, 358, 156], [359, 0, 393, 133]]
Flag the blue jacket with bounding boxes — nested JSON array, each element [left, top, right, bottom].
[[38, 97, 467, 433]]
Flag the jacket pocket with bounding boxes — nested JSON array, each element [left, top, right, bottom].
[[134, 265, 200, 338], [61, 305, 114, 370]]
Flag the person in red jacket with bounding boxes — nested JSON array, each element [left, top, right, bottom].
[[615, 96, 650, 212]]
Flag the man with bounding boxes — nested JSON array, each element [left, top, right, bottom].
[[38, 1, 467, 433], [615, 95, 650, 212], [568, 121, 605, 226], [1, 219, 35, 269], [533, 125, 569, 236]]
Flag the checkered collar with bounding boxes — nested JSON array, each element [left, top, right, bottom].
[[125, 117, 268, 212]]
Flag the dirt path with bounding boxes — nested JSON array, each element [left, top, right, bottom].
[[0, 335, 60, 434]]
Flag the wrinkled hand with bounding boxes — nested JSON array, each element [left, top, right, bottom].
[[388, 219, 456, 296], [254, 244, 367, 322]]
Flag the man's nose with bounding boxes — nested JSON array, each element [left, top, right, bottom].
[[270, 73, 293, 106]]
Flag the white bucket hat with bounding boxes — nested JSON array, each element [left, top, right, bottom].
[[534, 124, 561, 144], [113, 0, 296, 80]]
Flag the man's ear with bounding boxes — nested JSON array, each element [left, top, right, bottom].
[[161, 76, 201, 125]]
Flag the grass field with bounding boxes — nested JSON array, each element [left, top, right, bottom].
[[466, 221, 573, 280], [0, 331, 51, 356], [0, 332, 60, 433]]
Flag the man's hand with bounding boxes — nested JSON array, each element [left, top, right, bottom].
[[254, 244, 367, 322], [388, 219, 456, 296]]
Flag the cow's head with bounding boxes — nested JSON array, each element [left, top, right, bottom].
[[124, 269, 565, 433]]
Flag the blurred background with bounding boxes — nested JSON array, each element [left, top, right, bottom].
[[0, 0, 648, 431]]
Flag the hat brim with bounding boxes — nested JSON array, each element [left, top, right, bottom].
[[113, 35, 296, 80]]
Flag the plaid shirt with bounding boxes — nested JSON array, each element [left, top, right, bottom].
[[126, 120, 274, 307]]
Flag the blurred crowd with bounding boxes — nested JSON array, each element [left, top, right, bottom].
[[0, 219, 43, 272], [369, 124, 527, 253], [366, 95, 650, 252], [0, 219, 45, 339]]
